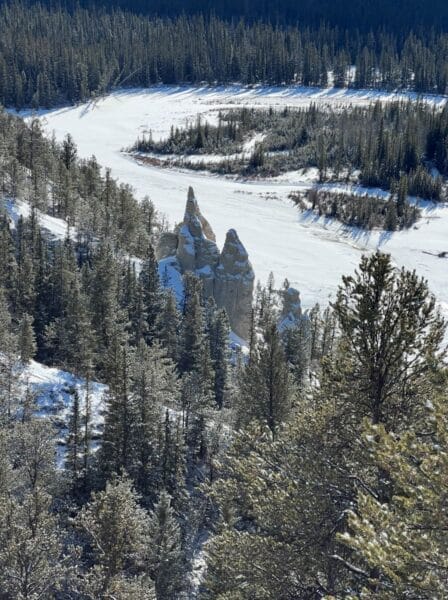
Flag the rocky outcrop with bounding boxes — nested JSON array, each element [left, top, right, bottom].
[[156, 187, 254, 339], [278, 285, 302, 330], [175, 187, 220, 297], [214, 229, 255, 339], [156, 232, 178, 260], [186, 186, 216, 242]]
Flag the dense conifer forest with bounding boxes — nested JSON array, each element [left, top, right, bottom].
[[131, 101, 447, 203], [3, 1, 448, 108], [20, 0, 448, 32]]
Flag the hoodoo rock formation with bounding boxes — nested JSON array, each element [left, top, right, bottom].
[[214, 229, 255, 339], [157, 187, 255, 339], [279, 285, 302, 330]]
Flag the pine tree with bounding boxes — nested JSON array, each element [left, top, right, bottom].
[[64, 277, 96, 378], [139, 243, 162, 344], [66, 388, 82, 491], [18, 312, 36, 364], [0, 287, 20, 421], [61, 133, 77, 171], [158, 289, 180, 362], [209, 308, 230, 408], [237, 312, 296, 437], [148, 491, 185, 600], [0, 487, 72, 598], [131, 341, 180, 504], [90, 242, 121, 369], [203, 411, 340, 599], [396, 174, 408, 218], [180, 273, 206, 374], [385, 198, 398, 231], [100, 340, 137, 481], [0, 420, 73, 598], [160, 411, 186, 506], [81, 378, 93, 495], [339, 394, 448, 598], [282, 316, 312, 386], [330, 251, 445, 428], [77, 474, 155, 597]]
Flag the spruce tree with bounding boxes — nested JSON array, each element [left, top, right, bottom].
[[0, 287, 20, 421], [158, 289, 180, 362], [180, 273, 205, 374], [131, 341, 180, 504], [100, 340, 137, 481], [283, 316, 312, 386], [66, 388, 82, 492]]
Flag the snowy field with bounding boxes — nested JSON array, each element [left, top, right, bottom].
[[29, 85, 448, 320]]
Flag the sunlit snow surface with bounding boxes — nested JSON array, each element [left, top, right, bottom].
[[28, 85, 448, 320], [23, 359, 107, 466]]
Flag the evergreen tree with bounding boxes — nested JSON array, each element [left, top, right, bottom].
[[237, 311, 296, 437], [148, 491, 185, 600], [283, 316, 312, 386], [340, 394, 448, 598], [0, 487, 72, 598], [66, 388, 82, 491], [139, 243, 163, 344], [180, 273, 205, 374], [131, 341, 180, 504], [18, 312, 36, 364], [77, 475, 155, 597], [330, 251, 445, 428], [100, 341, 137, 481], [209, 307, 230, 408], [159, 411, 187, 507], [158, 289, 180, 362], [0, 287, 20, 421], [0, 420, 74, 598]]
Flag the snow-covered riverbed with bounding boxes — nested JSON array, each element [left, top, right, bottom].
[[31, 85, 448, 317]]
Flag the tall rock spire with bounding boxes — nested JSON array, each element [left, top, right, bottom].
[[214, 229, 255, 339], [156, 187, 254, 339], [175, 187, 220, 296], [185, 186, 216, 242]]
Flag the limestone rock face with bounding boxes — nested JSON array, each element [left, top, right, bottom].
[[156, 187, 254, 339], [156, 232, 178, 260], [175, 187, 220, 296], [214, 229, 255, 339], [186, 186, 216, 242]]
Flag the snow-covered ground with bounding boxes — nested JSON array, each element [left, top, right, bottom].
[[5, 198, 76, 240], [23, 360, 107, 465], [28, 85, 448, 321]]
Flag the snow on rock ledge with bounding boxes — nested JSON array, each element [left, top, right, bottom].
[[156, 187, 255, 339]]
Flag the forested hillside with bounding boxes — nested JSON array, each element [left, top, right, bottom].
[[18, 0, 448, 31], [0, 102, 447, 599], [3, 1, 448, 108]]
